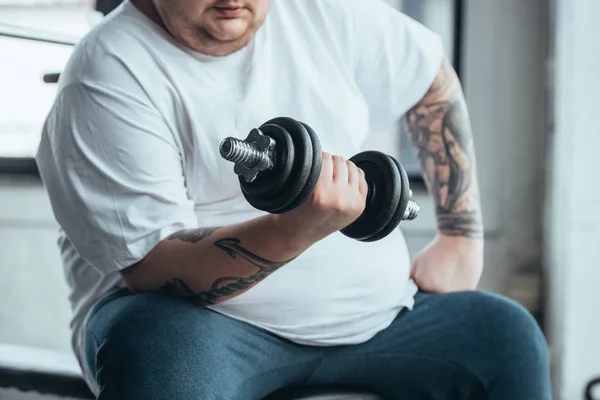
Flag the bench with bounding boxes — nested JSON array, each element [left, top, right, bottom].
[[0, 343, 381, 399]]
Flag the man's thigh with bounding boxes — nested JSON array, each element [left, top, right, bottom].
[[309, 291, 552, 400], [84, 290, 323, 400]]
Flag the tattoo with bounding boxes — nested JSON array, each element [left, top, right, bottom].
[[159, 238, 295, 305], [437, 211, 482, 237], [404, 59, 483, 237], [167, 228, 219, 243]]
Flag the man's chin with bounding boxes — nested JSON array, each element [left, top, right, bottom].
[[210, 20, 250, 41]]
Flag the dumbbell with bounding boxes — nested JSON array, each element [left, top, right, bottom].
[[219, 117, 420, 242], [586, 377, 600, 400]]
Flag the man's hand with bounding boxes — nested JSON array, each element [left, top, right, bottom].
[[274, 152, 368, 245], [411, 234, 483, 293]]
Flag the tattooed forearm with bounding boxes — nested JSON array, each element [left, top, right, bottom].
[[167, 228, 219, 243], [404, 58, 483, 238], [437, 212, 482, 237], [159, 238, 295, 305]]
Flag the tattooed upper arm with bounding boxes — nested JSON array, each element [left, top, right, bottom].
[[404, 58, 483, 238]]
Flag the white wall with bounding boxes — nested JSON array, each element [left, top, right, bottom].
[[546, 0, 600, 398], [0, 178, 72, 352]]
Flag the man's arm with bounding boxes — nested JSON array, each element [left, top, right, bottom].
[[41, 77, 366, 306], [121, 153, 368, 306], [404, 58, 483, 238], [121, 214, 308, 306]]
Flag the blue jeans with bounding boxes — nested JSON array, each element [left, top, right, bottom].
[[84, 289, 551, 400]]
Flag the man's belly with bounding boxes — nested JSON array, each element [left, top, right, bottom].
[[210, 229, 416, 346]]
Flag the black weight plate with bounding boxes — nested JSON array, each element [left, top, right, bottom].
[[340, 151, 401, 241], [239, 124, 294, 199], [397, 158, 411, 223], [361, 155, 409, 242], [585, 377, 600, 400], [275, 121, 322, 213], [357, 152, 402, 241], [265, 117, 314, 213], [255, 117, 314, 213]]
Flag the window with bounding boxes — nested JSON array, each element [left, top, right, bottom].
[[0, 1, 96, 172], [0, 0, 461, 178]]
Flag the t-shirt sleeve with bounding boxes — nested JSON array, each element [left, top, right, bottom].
[[346, 0, 445, 133], [37, 78, 198, 274]]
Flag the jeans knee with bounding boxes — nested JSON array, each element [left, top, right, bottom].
[[86, 293, 247, 399], [463, 291, 549, 369], [447, 291, 552, 397]]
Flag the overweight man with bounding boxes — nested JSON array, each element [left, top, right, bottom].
[[36, 0, 552, 398]]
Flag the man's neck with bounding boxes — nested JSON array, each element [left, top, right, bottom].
[[130, 0, 168, 31]]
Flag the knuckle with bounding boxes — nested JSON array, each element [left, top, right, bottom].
[[331, 199, 346, 212], [310, 193, 327, 209], [311, 184, 327, 200]]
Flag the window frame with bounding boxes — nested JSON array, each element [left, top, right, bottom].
[[0, 21, 78, 177], [0, 0, 464, 178]]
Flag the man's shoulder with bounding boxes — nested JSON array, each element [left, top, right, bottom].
[[276, 0, 351, 24], [271, 0, 398, 42], [59, 6, 158, 87], [280, 0, 390, 18]]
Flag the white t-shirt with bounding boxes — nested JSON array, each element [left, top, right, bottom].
[[36, 0, 443, 389]]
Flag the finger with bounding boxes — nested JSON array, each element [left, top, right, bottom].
[[358, 168, 369, 197], [319, 152, 333, 182], [331, 155, 348, 184], [346, 160, 359, 186]]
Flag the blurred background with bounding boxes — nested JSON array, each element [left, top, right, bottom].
[[0, 0, 597, 399]]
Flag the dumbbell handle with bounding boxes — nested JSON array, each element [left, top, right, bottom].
[[220, 133, 420, 221]]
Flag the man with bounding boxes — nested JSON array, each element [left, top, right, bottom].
[[36, 0, 552, 399]]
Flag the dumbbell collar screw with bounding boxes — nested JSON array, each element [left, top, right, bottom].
[[403, 200, 420, 220], [402, 190, 419, 220], [219, 128, 276, 183]]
